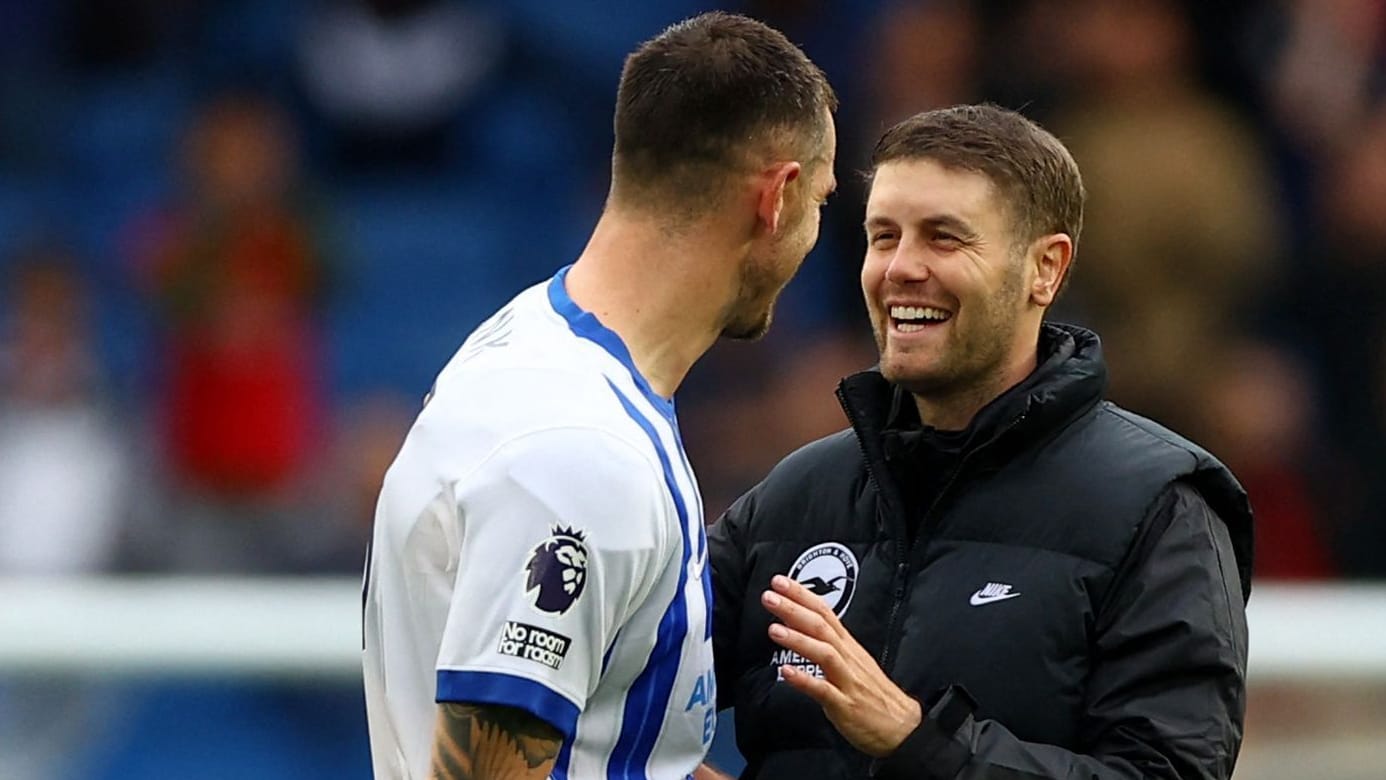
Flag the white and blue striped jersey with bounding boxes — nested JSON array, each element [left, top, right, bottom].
[[363, 266, 715, 779]]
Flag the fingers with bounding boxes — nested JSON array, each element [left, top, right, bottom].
[[768, 619, 852, 683], [777, 655, 846, 707], [761, 589, 830, 640], [762, 575, 845, 640]]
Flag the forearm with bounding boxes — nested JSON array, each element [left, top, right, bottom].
[[694, 763, 737, 780], [874, 689, 1150, 780], [430, 702, 563, 780]]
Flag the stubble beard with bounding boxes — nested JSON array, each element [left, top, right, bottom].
[[721, 252, 790, 341], [877, 260, 1028, 405], [721, 281, 776, 341]]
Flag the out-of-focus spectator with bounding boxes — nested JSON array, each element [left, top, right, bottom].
[[864, 0, 981, 130], [1260, 0, 1385, 157], [0, 246, 129, 574], [300, 391, 415, 572], [296, 0, 504, 169], [765, 0, 972, 330], [683, 331, 877, 518], [1199, 341, 1335, 579], [127, 92, 333, 572], [1293, 105, 1386, 577], [1050, 0, 1281, 435]]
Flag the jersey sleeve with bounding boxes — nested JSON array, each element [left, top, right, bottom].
[[434, 426, 673, 739]]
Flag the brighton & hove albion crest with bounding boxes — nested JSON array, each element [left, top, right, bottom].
[[524, 525, 589, 615], [787, 542, 858, 617]]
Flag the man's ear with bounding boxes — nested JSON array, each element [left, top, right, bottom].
[[756, 161, 801, 235], [1030, 234, 1073, 307]]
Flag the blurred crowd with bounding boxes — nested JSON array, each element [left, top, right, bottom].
[[1, 0, 1384, 580]]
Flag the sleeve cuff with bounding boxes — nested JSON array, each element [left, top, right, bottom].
[[870, 685, 976, 780], [436, 669, 581, 739]]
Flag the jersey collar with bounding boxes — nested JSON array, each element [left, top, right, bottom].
[[547, 265, 676, 420]]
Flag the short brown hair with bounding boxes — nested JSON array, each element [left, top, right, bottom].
[[871, 104, 1085, 258], [611, 12, 836, 214]]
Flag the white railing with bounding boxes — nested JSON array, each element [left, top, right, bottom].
[[1, 578, 1383, 683], [0, 577, 361, 679]]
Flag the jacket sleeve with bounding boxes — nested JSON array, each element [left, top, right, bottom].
[[708, 486, 759, 711], [872, 482, 1250, 780]]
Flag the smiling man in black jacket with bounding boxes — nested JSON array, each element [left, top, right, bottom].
[[708, 104, 1253, 780]]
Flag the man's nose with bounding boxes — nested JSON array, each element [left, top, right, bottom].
[[884, 240, 931, 285]]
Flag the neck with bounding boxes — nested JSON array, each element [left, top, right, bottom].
[[912, 337, 1041, 432], [563, 208, 745, 399]]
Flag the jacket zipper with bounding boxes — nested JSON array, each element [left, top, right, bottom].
[[836, 384, 1027, 777], [876, 409, 1030, 675], [835, 387, 913, 666]]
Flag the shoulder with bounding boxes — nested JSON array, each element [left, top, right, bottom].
[[470, 424, 666, 506], [721, 428, 869, 536], [746, 428, 867, 510], [421, 358, 655, 461], [478, 425, 663, 487], [1037, 401, 1224, 486], [1039, 401, 1252, 581], [386, 360, 670, 533], [458, 425, 674, 554], [1085, 402, 1247, 508], [1092, 402, 1210, 464], [763, 428, 863, 486]]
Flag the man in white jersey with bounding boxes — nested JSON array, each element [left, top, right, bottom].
[[362, 12, 837, 780]]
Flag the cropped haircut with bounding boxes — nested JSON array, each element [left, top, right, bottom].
[[611, 12, 836, 215], [871, 105, 1085, 276]]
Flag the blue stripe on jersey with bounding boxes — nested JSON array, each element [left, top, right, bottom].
[[601, 630, 620, 676], [547, 266, 676, 422], [700, 532, 713, 641], [436, 670, 581, 739], [606, 380, 694, 780], [670, 432, 715, 640], [552, 736, 575, 779]]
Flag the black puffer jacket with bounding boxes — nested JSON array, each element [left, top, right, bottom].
[[709, 324, 1252, 780]]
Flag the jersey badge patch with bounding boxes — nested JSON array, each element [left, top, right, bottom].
[[787, 542, 858, 617], [497, 621, 571, 669], [524, 525, 589, 615]]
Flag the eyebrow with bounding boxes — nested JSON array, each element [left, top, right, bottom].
[[864, 214, 978, 240]]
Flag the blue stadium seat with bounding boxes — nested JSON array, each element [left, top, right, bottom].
[[0, 177, 58, 264], [71, 681, 370, 780], [498, 0, 722, 85], [327, 179, 549, 396], [61, 72, 189, 187]]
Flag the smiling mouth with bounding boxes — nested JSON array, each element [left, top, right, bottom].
[[889, 305, 952, 333]]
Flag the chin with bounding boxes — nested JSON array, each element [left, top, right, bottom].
[[881, 358, 949, 392], [722, 313, 773, 341], [722, 294, 777, 341]]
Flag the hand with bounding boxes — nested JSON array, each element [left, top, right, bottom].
[[692, 763, 735, 780], [761, 574, 922, 757]]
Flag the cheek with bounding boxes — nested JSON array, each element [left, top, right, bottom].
[[861, 255, 884, 296]]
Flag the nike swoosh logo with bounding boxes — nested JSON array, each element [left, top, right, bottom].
[[969, 592, 1022, 606]]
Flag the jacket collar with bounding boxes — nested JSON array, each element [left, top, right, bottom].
[[837, 323, 1108, 475]]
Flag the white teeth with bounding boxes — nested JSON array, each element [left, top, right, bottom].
[[889, 305, 950, 323]]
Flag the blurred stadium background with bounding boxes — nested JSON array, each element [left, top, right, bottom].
[[0, 0, 1383, 777]]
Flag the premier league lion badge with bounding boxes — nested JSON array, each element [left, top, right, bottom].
[[524, 525, 589, 615]]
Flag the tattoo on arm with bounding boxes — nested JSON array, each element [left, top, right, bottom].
[[431, 702, 564, 780]]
